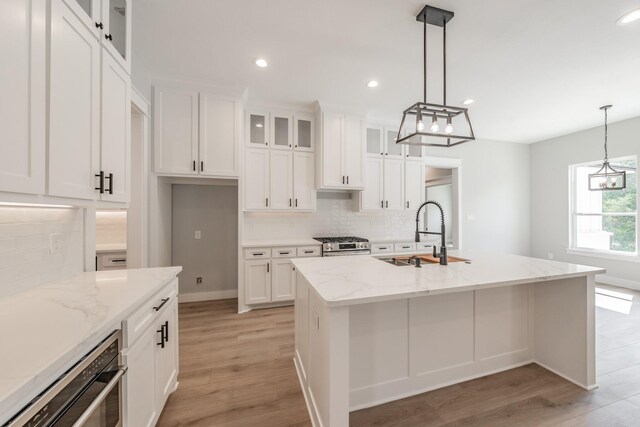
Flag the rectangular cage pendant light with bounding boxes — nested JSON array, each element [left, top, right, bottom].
[[397, 5, 475, 148], [588, 105, 626, 191]]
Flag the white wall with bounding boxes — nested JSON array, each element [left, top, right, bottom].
[[530, 116, 640, 285], [425, 139, 531, 255], [245, 139, 531, 255], [172, 185, 238, 298], [0, 207, 84, 298]]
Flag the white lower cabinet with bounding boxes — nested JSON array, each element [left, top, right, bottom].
[[244, 259, 271, 304], [123, 281, 179, 427], [244, 246, 320, 306], [272, 258, 296, 302]]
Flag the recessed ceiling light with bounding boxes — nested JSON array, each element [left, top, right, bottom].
[[367, 80, 379, 88], [463, 98, 474, 105], [617, 8, 640, 25], [255, 58, 268, 68]]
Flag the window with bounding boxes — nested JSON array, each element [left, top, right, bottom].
[[569, 156, 637, 256]]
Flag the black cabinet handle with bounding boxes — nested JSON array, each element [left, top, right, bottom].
[[381, 200, 384, 208], [105, 34, 113, 41], [252, 252, 264, 256], [289, 198, 292, 207], [407, 201, 410, 209], [153, 297, 170, 311], [304, 250, 314, 254], [386, 201, 389, 208], [200, 161, 204, 172], [295, 198, 298, 207], [105, 173, 113, 194], [110, 259, 126, 263], [266, 198, 269, 207], [342, 176, 345, 184], [95, 22, 103, 29], [163, 321, 169, 343], [193, 160, 196, 171], [95, 171, 105, 194], [267, 262, 270, 273], [157, 326, 165, 348], [347, 176, 349, 184], [279, 251, 290, 255]]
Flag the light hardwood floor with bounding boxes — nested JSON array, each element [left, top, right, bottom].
[[158, 285, 640, 426]]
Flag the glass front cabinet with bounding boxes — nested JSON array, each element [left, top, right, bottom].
[[64, 0, 131, 73]]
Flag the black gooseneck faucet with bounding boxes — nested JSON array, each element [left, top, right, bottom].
[[415, 200, 448, 265]]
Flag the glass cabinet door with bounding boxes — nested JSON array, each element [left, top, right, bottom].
[[107, 0, 127, 59], [295, 116, 313, 151], [366, 127, 383, 156], [406, 145, 424, 159], [249, 113, 269, 147], [386, 129, 404, 158], [271, 114, 292, 149]]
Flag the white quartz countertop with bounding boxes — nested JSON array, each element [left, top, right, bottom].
[[242, 239, 321, 248], [291, 250, 604, 307], [0, 267, 182, 424]]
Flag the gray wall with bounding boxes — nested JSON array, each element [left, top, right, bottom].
[[172, 184, 238, 296], [530, 116, 640, 284]]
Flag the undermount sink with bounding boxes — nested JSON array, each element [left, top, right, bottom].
[[377, 254, 470, 266]]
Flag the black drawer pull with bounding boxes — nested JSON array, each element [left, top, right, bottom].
[[153, 297, 170, 311], [252, 252, 264, 256], [304, 250, 314, 254], [110, 259, 126, 263], [279, 251, 290, 255]]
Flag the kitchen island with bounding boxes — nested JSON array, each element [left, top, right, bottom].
[[291, 251, 604, 427]]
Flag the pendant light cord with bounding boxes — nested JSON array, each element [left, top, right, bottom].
[[604, 107, 608, 162], [443, 19, 447, 105], [423, 20, 427, 103]]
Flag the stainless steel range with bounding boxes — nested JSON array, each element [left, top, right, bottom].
[[313, 237, 371, 257]]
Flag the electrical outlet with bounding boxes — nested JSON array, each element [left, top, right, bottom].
[[195, 230, 202, 240], [466, 214, 476, 221], [548, 252, 555, 260], [49, 234, 64, 255], [196, 277, 203, 284]]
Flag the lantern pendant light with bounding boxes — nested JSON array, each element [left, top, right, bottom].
[[396, 5, 475, 148], [588, 105, 626, 191]]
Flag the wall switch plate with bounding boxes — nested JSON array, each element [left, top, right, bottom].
[[466, 214, 476, 221], [196, 277, 203, 284], [195, 230, 201, 240], [547, 252, 554, 260], [49, 234, 64, 255]]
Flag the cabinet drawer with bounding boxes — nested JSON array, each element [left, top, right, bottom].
[[244, 248, 271, 259], [417, 242, 435, 251], [394, 243, 416, 252], [297, 246, 321, 257], [97, 252, 127, 271], [272, 247, 296, 258], [371, 243, 393, 254], [123, 278, 178, 348]]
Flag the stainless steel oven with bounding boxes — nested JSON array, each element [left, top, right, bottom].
[[5, 331, 126, 427], [313, 237, 371, 257]]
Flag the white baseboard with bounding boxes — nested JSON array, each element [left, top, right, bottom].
[[596, 274, 640, 291], [178, 289, 238, 303]]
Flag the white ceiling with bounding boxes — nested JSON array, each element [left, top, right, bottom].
[[133, 0, 640, 143]]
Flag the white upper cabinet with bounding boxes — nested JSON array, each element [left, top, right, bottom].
[[366, 127, 384, 157], [153, 87, 199, 175], [199, 93, 239, 177], [405, 160, 425, 211], [243, 108, 316, 212], [100, 50, 131, 202], [406, 144, 425, 160], [102, 0, 131, 73], [269, 150, 294, 210], [63, 0, 131, 73], [154, 87, 239, 178], [270, 113, 293, 150], [0, 0, 46, 195], [317, 110, 365, 190], [244, 148, 270, 210], [361, 157, 384, 211], [294, 114, 314, 152], [384, 158, 405, 211], [247, 111, 269, 147], [293, 152, 316, 210], [49, 0, 101, 200]]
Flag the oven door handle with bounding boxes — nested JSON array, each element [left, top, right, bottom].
[[71, 366, 127, 427]]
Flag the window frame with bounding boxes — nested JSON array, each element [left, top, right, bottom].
[[568, 155, 639, 261]]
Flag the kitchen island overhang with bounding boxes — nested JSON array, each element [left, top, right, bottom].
[[291, 251, 604, 427]]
